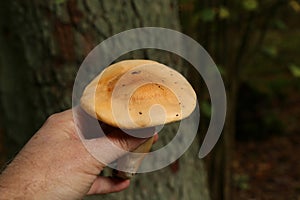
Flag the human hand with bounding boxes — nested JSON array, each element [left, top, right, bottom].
[[0, 107, 157, 200]]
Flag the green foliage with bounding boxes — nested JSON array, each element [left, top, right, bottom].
[[200, 7, 230, 22], [200, 8, 216, 22], [219, 6, 230, 19], [201, 101, 211, 118], [233, 173, 250, 190], [55, 0, 66, 5], [179, 1, 299, 199], [289, 64, 300, 78], [217, 65, 226, 76], [289, 0, 300, 12], [242, 0, 258, 11]]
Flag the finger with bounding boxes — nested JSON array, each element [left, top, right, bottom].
[[106, 129, 149, 151], [73, 106, 157, 167], [153, 133, 159, 144], [87, 176, 130, 195]]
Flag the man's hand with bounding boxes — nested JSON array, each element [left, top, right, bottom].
[[0, 107, 156, 199]]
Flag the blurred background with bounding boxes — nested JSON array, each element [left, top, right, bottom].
[[0, 0, 299, 200]]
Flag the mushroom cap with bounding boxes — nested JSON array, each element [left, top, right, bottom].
[[80, 59, 197, 129]]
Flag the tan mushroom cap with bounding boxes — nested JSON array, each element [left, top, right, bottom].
[[80, 59, 197, 129]]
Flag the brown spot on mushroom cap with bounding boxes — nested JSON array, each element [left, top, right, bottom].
[[131, 70, 141, 75]]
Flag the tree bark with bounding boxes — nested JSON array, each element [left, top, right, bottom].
[[0, 1, 210, 199]]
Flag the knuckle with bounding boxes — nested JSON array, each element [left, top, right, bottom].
[[46, 113, 60, 123], [45, 112, 67, 126]]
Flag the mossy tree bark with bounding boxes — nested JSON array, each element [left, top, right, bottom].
[[0, 1, 210, 199]]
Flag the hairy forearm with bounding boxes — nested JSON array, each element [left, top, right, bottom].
[[0, 131, 102, 200], [0, 108, 145, 199], [0, 153, 48, 199]]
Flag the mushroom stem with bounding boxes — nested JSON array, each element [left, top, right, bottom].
[[113, 136, 154, 179]]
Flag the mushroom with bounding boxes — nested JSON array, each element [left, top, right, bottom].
[[80, 59, 197, 179]]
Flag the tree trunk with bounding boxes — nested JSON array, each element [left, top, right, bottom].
[[0, 1, 210, 199]]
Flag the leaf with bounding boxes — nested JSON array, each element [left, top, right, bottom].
[[217, 65, 226, 76], [201, 8, 216, 22], [289, 0, 300, 12], [289, 64, 300, 78], [219, 6, 230, 19], [242, 0, 258, 11], [201, 101, 211, 118]]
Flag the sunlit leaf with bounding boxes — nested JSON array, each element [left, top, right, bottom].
[[289, 64, 300, 78], [289, 0, 300, 12], [219, 6, 230, 19], [242, 0, 258, 11], [201, 8, 216, 22]]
